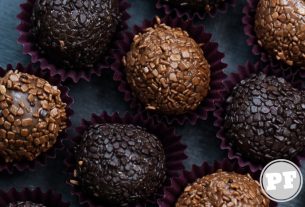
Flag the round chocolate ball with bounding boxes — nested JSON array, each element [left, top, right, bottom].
[[31, 0, 121, 69], [8, 202, 46, 207], [176, 171, 269, 207], [224, 73, 305, 163], [255, 0, 305, 68], [123, 17, 210, 115], [0, 71, 67, 163], [163, 0, 228, 13], [73, 123, 166, 205]]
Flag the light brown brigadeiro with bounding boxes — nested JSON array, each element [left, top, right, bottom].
[[255, 0, 305, 68], [123, 17, 210, 115], [176, 171, 270, 207], [0, 70, 67, 163]]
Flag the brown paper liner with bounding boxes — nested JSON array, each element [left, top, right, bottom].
[[17, 0, 131, 83], [65, 111, 187, 207], [158, 159, 277, 207], [213, 61, 304, 172], [111, 16, 227, 125], [0, 187, 70, 207], [0, 63, 73, 174]]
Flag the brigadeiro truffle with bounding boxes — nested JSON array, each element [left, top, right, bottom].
[[7, 202, 45, 207], [0, 70, 67, 163], [70, 123, 166, 206], [123, 17, 210, 115], [158, 159, 276, 207], [224, 72, 305, 164], [0, 188, 70, 207], [31, 0, 121, 70], [176, 171, 269, 207], [254, 0, 305, 68]]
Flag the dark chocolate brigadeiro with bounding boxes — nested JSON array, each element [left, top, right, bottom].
[[224, 73, 305, 163], [31, 0, 121, 69], [71, 123, 166, 206], [0, 70, 67, 163], [255, 0, 305, 68], [175, 171, 270, 207], [7, 201, 46, 207], [162, 0, 228, 13], [123, 17, 210, 115]]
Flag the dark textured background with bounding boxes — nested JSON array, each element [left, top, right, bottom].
[[0, 0, 304, 206]]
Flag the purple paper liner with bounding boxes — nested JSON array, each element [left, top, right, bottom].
[[242, 0, 305, 80], [65, 111, 187, 207], [156, 0, 236, 20], [111, 16, 227, 126], [213, 61, 305, 173], [157, 159, 277, 207], [0, 63, 74, 174], [17, 0, 131, 83], [0, 187, 70, 207]]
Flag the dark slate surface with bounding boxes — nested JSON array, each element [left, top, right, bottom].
[[0, 0, 304, 206]]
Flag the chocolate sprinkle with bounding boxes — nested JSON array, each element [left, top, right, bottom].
[[73, 123, 166, 206], [255, 0, 305, 68], [175, 171, 270, 207], [224, 73, 305, 163], [0, 71, 67, 163], [123, 17, 210, 115], [7, 201, 46, 207], [31, 0, 121, 69], [162, 0, 228, 13]]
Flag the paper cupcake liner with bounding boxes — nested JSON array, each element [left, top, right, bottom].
[[157, 159, 277, 207], [213, 61, 304, 172], [0, 63, 73, 174], [111, 16, 227, 125], [156, 0, 236, 20], [242, 0, 305, 79], [0, 187, 70, 207], [65, 111, 187, 207], [17, 0, 131, 83]]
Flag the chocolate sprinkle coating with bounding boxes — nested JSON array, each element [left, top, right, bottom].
[[7, 201, 46, 207], [162, 0, 228, 13], [123, 17, 210, 115], [0, 71, 67, 163], [176, 171, 270, 207], [224, 73, 305, 163], [255, 0, 305, 68], [73, 123, 166, 206], [31, 0, 121, 70]]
